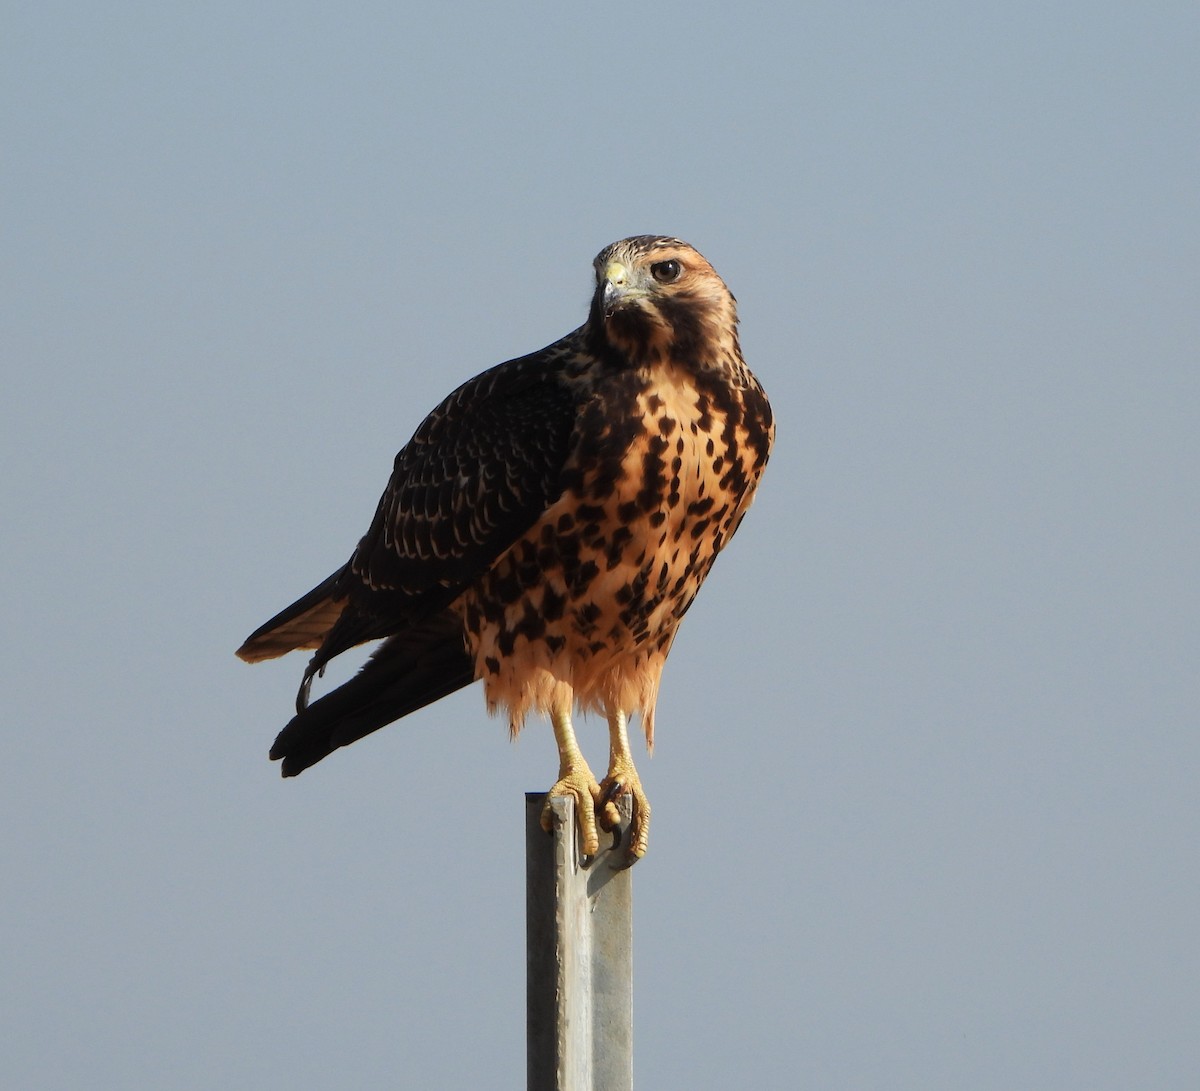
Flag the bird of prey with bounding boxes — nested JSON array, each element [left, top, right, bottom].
[[237, 235, 773, 860]]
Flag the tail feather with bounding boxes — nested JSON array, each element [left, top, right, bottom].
[[268, 609, 475, 776], [237, 570, 346, 663]]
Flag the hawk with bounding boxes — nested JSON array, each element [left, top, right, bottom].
[[237, 236, 773, 860]]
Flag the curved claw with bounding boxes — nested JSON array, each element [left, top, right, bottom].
[[597, 774, 651, 862]]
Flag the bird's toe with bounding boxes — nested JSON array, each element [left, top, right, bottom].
[[542, 767, 603, 857], [598, 772, 651, 862]]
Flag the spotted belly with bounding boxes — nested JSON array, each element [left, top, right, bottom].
[[454, 372, 762, 744]]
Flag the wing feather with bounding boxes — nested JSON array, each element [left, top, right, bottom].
[[300, 337, 582, 682]]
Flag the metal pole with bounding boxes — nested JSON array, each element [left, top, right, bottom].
[[526, 792, 634, 1091]]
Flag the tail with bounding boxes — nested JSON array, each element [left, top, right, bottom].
[[236, 570, 347, 663], [268, 609, 475, 776]]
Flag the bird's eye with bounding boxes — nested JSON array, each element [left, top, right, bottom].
[[650, 259, 682, 284]]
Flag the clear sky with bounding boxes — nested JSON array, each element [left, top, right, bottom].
[[2, 2, 1196, 1087]]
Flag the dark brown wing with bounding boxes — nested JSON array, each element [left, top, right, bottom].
[[267, 334, 584, 706], [238, 333, 590, 775], [350, 340, 582, 598]]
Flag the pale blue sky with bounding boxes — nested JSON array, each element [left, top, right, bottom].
[[2, 3, 1197, 1087]]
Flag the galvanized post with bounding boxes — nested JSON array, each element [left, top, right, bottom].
[[526, 792, 634, 1091]]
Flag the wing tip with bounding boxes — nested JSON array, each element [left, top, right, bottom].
[[236, 640, 268, 663]]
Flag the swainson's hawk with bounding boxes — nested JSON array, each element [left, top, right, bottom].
[[237, 236, 774, 860]]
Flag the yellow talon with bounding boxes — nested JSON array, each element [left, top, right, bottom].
[[599, 769, 650, 860], [541, 765, 605, 856]]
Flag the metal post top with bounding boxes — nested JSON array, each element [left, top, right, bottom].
[[526, 792, 634, 1091]]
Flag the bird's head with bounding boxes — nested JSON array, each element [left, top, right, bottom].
[[588, 236, 739, 367]]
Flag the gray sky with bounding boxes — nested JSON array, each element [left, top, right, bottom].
[[3, 2, 1196, 1087]]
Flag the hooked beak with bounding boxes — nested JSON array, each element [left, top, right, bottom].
[[602, 260, 634, 315]]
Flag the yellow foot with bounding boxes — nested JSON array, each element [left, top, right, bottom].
[[540, 766, 619, 857], [599, 763, 651, 862]]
